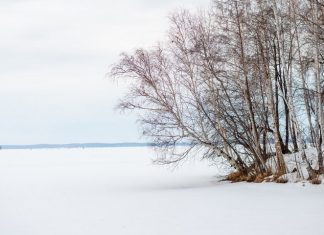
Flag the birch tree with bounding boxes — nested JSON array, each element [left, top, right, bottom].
[[111, 0, 324, 180]]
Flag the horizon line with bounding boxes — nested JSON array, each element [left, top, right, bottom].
[[0, 142, 190, 150], [0, 142, 153, 150]]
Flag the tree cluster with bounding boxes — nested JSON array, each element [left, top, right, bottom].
[[111, 0, 324, 180]]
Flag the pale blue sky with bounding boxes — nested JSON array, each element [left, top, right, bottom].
[[0, 0, 210, 144]]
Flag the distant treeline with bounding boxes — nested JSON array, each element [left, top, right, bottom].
[[0, 142, 190, 150]]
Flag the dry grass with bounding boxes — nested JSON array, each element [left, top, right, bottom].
[[254, 175, 265, 183], [226, 171, 249, 182], [310, 177, 322, 185], [227, 168, 323, 184], [246, 174, 256, 182], [254, 171, 273, 183], [227, 171, 274, 183]]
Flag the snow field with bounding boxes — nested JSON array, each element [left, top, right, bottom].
[[0, 147, 323, 235]]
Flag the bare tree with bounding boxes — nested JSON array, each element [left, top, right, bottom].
[[111, 0, 324, 180]]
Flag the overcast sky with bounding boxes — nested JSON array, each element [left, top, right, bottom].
[[0, 0, 210, 144]]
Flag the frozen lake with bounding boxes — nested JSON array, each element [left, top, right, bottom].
[[0, 147, 323, 235]]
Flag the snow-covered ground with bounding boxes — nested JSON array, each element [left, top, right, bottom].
[[0, 147, 323, 235]]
